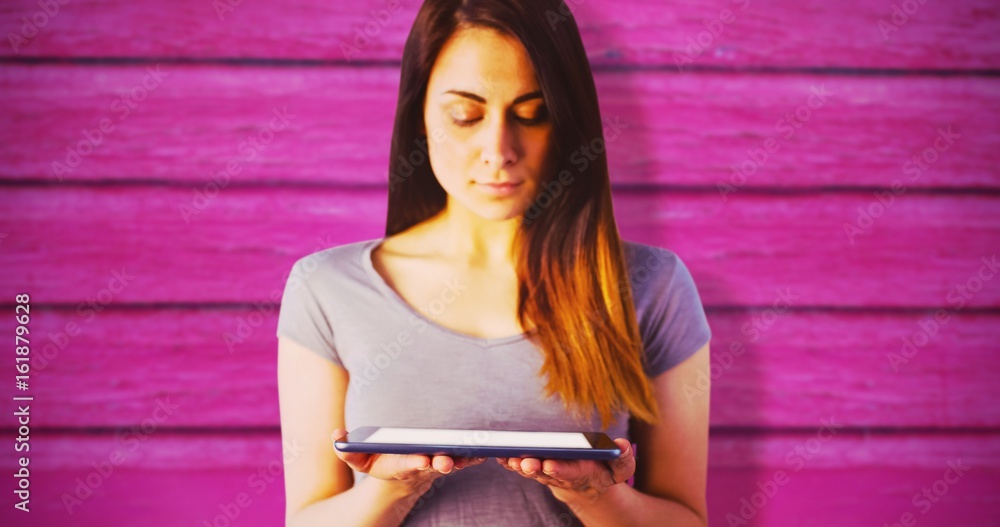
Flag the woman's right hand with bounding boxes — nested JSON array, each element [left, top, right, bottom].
[[331, 428, 488, 496]]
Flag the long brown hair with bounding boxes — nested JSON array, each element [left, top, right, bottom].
[[385, 0, 658, 429]]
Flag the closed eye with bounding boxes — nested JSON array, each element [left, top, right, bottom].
[[451, 112, 548, 128], [451, 116, 483, 128], [515, 113, 548, 126]]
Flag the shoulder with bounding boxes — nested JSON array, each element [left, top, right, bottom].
[[621, 239, 681, 268], [284, 238, 377, 291], [620, 240, 711, 376], [620, 240, 692, 300]]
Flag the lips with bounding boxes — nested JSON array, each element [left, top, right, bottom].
[[475, 180, 524, 197], [478, 181, 523, 187]]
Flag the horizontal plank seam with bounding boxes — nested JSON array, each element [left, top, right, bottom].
[[2, 302, 999, 313], [1, 56, 999, 77], [2, 303, 999, 313], [2, 180, 1000, 195], [3, 426, 1000, 435]]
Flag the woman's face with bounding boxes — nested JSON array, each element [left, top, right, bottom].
[[423, 26, 554, 221]]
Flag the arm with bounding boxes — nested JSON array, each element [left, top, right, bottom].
[[278, 337, 414, 527], [567, 340, 711, 527], [278, 337, 480, 527], [497, 340, 711, 526]]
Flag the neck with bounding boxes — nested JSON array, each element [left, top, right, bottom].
[[429, 198, 521, 267]]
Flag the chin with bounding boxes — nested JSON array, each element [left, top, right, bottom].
[[460, 196, 529, 222]]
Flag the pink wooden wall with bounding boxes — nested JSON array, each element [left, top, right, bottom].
[[1, 1, 999, 525]]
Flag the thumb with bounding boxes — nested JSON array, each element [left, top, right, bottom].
[[331, 428, 349, 442], [330, 428, 349, 453], [331, 429, 367, 468], [615, 439, 634, 459], [607, 439, 635, 484]]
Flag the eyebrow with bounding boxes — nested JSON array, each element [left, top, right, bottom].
[[443, 89, 543, 105]]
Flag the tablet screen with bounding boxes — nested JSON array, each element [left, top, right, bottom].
[[360, 427, 592, 449]]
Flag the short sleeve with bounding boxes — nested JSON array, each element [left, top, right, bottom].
[[275, 257, 343, 366], [635, 247, 712, 378]]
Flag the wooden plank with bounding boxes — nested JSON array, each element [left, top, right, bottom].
[[0, 309, 996, 428], [1, 0, 998, 69], [1, 187, 997, 307], [16, 469, 289, 527], [707, 468, 1000, 527], [2, 433, 997, 526], [9, 467, 998, 526], [1, 65, 998, 188], [10, 431, 1000, 471]]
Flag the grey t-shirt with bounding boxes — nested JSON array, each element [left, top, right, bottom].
[[276, 237, 712, 526]]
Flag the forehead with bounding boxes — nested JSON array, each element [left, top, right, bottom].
[[427, 26, 539, 99]]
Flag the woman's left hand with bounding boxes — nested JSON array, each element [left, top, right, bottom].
[[495, 437, 635, 506]]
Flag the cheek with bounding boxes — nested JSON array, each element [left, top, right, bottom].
[[428, 133, 473, 185]]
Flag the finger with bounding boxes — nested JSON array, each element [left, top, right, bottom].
[[432, 455, 456, 474], [400, 454, 431, 473], [541, 459, 600, 483], [496, 461, 564, 487], [541, 459, 566, 478], [519, 458, 543, 475]]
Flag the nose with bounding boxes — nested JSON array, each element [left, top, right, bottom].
[[479, 114, 519, 169]]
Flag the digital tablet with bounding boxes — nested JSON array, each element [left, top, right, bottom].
[[334, 426, 621, 460]]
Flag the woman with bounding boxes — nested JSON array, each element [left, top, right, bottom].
[[276, 1, 712, 525]]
